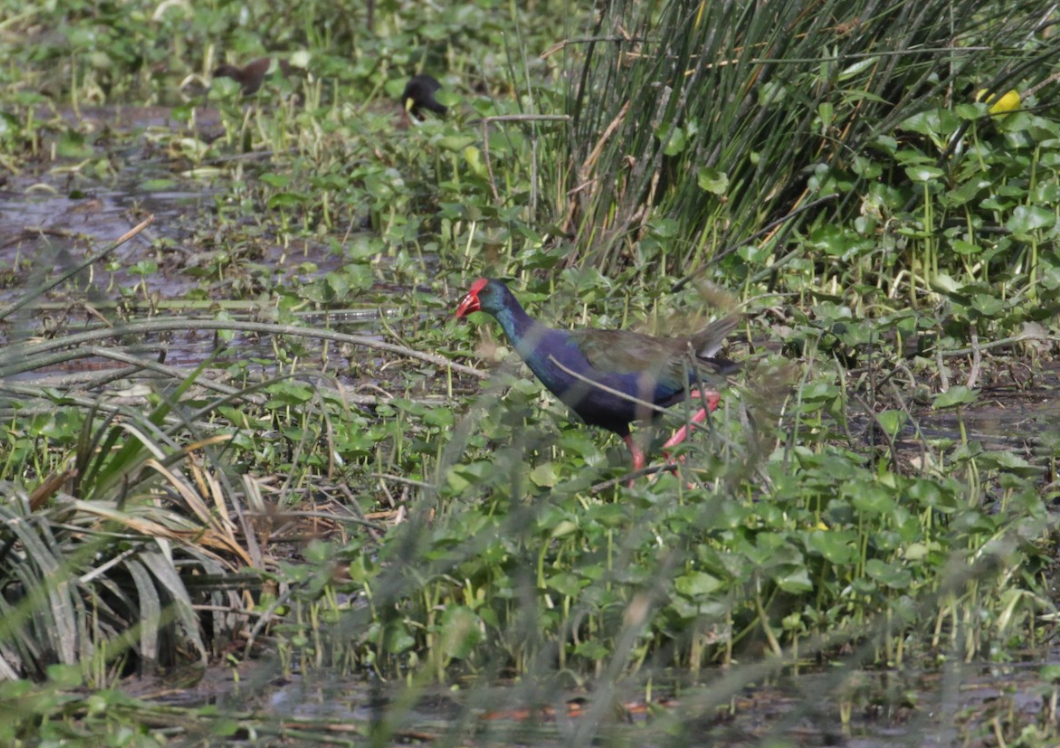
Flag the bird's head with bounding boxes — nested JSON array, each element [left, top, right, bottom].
[[402, 74, 447, 118], [455, 278, 508, 317]]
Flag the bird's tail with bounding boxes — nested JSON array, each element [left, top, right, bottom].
[[690, 314, 741, 373]]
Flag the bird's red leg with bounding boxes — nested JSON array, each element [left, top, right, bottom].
[[651, 390, 722, 487], [632, 390, 719, 485], [662, 389, 721, 455], [623, 434, 646, 472]]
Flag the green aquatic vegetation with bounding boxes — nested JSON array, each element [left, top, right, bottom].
[[0, 0, 1058, 744]]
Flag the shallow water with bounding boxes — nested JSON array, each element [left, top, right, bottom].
[[0, 104, 414, 393], [126, 651, 1060, 747]]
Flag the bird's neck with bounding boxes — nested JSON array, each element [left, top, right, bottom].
[[493, 299, 552, 359]]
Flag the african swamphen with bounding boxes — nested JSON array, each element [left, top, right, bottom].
[[455, 278, 738, 471]]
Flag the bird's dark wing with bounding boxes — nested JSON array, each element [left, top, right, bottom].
[[569, 329, 685, 377], [571, 317, 739, 384]]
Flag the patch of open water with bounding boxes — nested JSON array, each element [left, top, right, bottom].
[[124, 651, 1060, 747]]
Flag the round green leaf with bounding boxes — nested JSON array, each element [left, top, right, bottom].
[[932, 386, 979, 409], [675, 571, 723, 597], [697, 167, 729, 195], [1006, 205, 1055, 237]]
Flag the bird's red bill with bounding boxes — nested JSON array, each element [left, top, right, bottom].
[[455, 278, 489, 317], [455, 293, 479, 317]]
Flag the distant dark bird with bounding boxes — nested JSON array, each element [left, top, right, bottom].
[[401, 74, 447, 120], [212, 57, 292, 96], [456, 278, 739, 471]]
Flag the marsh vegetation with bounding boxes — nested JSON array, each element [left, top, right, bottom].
[[0, 0, 1059, 745]]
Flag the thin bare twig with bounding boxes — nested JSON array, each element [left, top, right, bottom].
[[939, 331, 1058, 357], [540, 35, 646, 60], [967, 329, 981, 389], [0, 318, 488, 380]]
